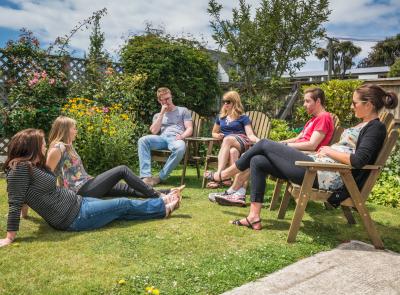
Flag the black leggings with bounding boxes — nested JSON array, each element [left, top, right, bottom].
[[235, 139, 316, 203], [77, 165, 160, 198]]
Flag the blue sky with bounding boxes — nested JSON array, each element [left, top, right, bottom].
[[0, 0, 399, 71]]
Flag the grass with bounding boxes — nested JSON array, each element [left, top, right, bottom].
[[1, 167, 400, 294]]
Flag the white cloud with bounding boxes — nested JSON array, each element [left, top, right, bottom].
[[0, 0, 398, 70]]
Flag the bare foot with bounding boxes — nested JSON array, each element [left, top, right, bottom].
[[164, 192, 182, 217]]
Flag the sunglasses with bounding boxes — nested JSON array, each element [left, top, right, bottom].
[[222, 100, 232, 105], [352, 100, 368, 107]]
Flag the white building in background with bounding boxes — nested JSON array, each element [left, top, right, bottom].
[[282, 66, 390, 82]]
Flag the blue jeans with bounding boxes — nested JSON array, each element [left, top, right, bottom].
[[138, 134, 186, 180], [67, 197, 166, 231]]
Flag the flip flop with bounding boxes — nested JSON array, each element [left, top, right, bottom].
[[231, 218, 262, 230]]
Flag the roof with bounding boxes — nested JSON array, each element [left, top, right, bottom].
[[283, 66, 390, 78]]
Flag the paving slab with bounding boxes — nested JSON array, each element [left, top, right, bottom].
[[222, 240, 400, 295]]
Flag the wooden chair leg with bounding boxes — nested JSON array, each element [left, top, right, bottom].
[[180, 141, 190, 185], [341, 205, 356, 225], [202, 141, 214, 188], [195, 142, 200, 179], [277, 184, 291, 219], [287, 170, 316, 243], [341, 172, 384, 249], [269, 178, 284, 210]]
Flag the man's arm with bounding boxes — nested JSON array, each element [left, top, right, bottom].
[[287, 130, 326, 151], [281, 132, 302, 143], [177, 120, 193, 140], [150, 105, 168, 135]]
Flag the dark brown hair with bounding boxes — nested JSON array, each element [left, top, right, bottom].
[[355, 84, 398, 112], [304, 87, 326, 106], [4, 129, 48, 172]]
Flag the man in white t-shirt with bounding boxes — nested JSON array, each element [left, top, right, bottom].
[[138, 87, 193, 186]]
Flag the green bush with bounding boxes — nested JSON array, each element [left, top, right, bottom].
[[62, 98, 147, 175], [4, 70, 69, 136], [293, 79, 363, 128], [388, 58, 400, 77], [370, 139, 400, 208], [120, 34, 221, 123], [269, 119, 298, 141]]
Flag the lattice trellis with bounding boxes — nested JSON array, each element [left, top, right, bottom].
[[0, 48, 124, 108], [0, 137, 9, 156]]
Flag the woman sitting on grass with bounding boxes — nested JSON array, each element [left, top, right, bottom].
[[207, 91, 259, 188], [205, 84, 398, 230], [21, 116, 183, 217], [0, 129, 182, 247]]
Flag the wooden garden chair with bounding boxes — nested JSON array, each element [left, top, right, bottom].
[[277, 113, 398, 249], [201, 111, 271, 188], [269, 114, 341, 210], [151, 110, 202, 185]]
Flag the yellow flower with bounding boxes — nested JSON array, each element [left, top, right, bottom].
[[117, 279, 126, 285], [145, 286, 154, 293], [152, 288, 160, 295]]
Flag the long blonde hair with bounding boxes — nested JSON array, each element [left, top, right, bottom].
[[219, 91, 244, 119], [48, 116, 76, 149]]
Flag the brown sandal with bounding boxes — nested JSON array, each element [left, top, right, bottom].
[[231, 218, 262, 230]]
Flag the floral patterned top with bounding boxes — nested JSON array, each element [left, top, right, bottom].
[[309, 122, 368, 191], [53, 143, 93, 193]]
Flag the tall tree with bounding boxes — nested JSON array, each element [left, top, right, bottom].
[[86, 13, 109, 85], [208, 0, 330, 95], [315, 39, 362, 78], [358, 34, 400, 67]]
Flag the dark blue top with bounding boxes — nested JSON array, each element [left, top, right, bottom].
[[215, 115, 251, 136]]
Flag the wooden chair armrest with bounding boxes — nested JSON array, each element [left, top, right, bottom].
[[295, 161, 382, 171], [185, 137, 218, 142]]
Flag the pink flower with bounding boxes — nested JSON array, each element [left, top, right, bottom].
[[41, 71, 47, 79], [28, 78, 39, 87], [33, 72, 40, 79], [103, 107, 109, 113], [49, 78, 55, 85]]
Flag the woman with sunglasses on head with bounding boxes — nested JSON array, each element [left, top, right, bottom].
[[205, 84, 398, 230], [207, 91, 259, 188], [0, 129, 182, 247]]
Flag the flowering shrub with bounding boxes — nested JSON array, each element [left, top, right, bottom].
[[3, 70, 69, 136], [68, 68, 147, 116], [62, 98, 147, 175]]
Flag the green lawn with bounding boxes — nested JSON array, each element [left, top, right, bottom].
[[1, 168, 400, 294]]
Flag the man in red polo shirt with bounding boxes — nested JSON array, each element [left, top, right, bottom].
[[211, 87, 334, 206]]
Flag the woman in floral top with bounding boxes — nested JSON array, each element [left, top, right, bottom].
[[44, 116, 179, 200]]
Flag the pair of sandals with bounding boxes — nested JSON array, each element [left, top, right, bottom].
[[231, 218, 262, 231], [204, 171, 232, 188]]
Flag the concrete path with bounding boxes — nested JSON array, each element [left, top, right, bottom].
[[222, 240, 400, 295]]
